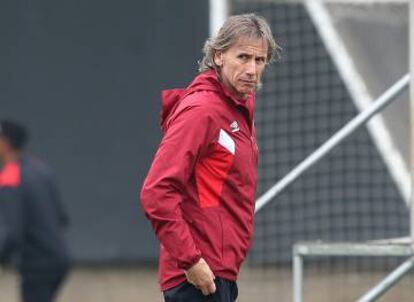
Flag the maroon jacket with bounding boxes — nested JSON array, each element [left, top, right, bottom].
[[140, 70, 258, 291]]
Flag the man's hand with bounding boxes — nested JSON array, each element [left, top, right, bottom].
[[185, 258, 216, 295]]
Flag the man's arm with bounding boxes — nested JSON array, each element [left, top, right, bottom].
[[140, 104, 218, 294], [47, 174, 69, 228]]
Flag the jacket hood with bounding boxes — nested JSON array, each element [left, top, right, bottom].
[[160, 69, 255, 130]]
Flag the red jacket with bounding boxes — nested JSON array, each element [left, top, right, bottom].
[[140, 70, 258, 291]]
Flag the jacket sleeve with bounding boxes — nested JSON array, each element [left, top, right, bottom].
[[140, 103, 218, 270], [0, 187, 23, 265], [47, 173, 70, 228]]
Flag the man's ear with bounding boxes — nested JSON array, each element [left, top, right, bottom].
[[214, 51, 223, 67]]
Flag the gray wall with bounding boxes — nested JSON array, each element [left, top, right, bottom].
[[1, 0, 208, 263]]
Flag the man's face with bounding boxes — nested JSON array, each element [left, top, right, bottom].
[[214, 37, 268, 99]]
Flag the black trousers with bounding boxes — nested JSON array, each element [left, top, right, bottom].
[[21, 269, 67, 302], [164, 278, 238, 302]]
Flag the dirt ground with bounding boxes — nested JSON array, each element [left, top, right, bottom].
[[1, 266, 413, 301]]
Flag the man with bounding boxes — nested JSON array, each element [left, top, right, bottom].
[[0, 120, 70, 302], [140, 14, 279, 302]]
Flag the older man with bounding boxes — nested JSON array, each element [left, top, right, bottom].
[[141, 14, 279, 302]]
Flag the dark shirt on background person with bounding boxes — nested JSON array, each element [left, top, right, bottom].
[[0, 119, 70, 302]]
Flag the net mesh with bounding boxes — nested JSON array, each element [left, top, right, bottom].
[[231, 1, 410, 301]]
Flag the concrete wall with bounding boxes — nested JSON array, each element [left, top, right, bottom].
[[1, 0, 208, 263]]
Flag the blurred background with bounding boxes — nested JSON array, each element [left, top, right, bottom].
[[1, 0, 412, 301]]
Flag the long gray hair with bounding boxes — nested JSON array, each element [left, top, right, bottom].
[[198, 13, 280, 72]]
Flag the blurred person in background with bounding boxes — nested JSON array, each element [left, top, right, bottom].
[[141, 14, 279, 302], [0, 119, 70, 302]]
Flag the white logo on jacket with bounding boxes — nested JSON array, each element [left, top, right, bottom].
[[218, 129, 235, 155], [230, 121, 240, 133]]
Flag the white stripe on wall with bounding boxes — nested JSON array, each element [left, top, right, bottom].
[[209, 0, 229, 37]]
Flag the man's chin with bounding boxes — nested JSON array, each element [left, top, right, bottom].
[[235, 88, 254, 99], [238, 85, 254, 92]]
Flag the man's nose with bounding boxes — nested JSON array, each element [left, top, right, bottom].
[[245, 60, 257, 76]]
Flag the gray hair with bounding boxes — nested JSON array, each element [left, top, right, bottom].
[[198, 13, 281, 72]]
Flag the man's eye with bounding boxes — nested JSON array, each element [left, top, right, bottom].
[[238, 54, 248, 60], [256, 57, 266, 64]]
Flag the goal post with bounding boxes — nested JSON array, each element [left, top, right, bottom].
[[410, 0, 414, 248], [289, 72, 410, 302], [211, 0, 411, 301]]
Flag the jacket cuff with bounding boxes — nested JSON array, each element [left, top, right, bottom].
[[177, 252, 202, 270]]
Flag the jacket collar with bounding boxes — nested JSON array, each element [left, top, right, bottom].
[[187, 69, 255, 109], [161, 69, 256, 130]]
